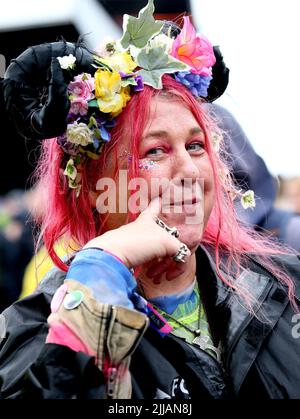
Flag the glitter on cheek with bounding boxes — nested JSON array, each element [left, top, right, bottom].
[[138, 159, 158, 170], [126, 155, 158, 170]]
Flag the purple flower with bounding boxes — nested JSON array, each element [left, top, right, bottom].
[[175, 71, 212, 98], [133, 75, 144, 92], [119, 72, 144, 92]]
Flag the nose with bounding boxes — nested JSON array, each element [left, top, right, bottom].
[[171, 146, 199, 183]]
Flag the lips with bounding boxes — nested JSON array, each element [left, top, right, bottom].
[[170, 197, 199, 205]]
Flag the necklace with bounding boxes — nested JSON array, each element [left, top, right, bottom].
[[151, 300, 202, 338], [137, 278, 221, 360], [151, 299, 221, 361]]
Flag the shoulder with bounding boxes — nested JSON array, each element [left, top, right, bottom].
[[0, 266, 66, 394]]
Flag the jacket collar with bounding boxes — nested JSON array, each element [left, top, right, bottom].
[[195, 245, 293, 393]]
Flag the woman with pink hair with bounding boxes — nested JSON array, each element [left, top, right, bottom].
[[0, 1, 299, 400]]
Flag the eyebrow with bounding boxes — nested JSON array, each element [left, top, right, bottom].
[[142, 127, 203, 141]]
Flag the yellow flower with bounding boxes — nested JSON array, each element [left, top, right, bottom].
[[102, 52, 137, 74], [95, 69, 131, 115], [95, 69, 121, 99], [111, 87, 131, 118]]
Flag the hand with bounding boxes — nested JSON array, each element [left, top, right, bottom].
[[83, 197, 191, 270]]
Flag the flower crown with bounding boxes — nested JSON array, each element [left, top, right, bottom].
[[59, 0, 218, 196]]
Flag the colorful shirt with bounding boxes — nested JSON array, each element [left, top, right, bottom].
[[150, 280, 220, 360]]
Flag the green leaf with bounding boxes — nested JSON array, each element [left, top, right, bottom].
[[92, 56, 113, 71], [93, 128, 101, 140], [88, 116, 97, 129], [88, 99, 99, 108], [120, 0, 163, 49], [136, 46, 190, 89], [121, 77, 138, 87]]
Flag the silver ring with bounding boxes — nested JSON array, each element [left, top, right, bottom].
[[155, 217, 179, 238], [172, 243, 189, 263]]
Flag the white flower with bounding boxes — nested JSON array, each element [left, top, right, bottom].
[[241, 190, 256, 209], [96, 38, 124, 57], [57, 54, 76, 70], [66, 122, 94, 146], [149, 34, 174, 52], [211, 132, 223, 152], [63, 158, 77, 181]]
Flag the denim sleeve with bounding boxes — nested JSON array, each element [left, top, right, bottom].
[[66, 248, 136, 309]]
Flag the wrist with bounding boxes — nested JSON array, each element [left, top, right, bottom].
[[83, 235, 131, 268]]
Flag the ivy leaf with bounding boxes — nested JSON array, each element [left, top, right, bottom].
[[136, 46, 190, 89], [120, 0, 163, 49]]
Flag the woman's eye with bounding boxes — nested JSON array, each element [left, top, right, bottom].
[[187, 142, 204, 152], [145, 148, 164, 156]]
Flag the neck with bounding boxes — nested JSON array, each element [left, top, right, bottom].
[[137, 253, 197, 299]]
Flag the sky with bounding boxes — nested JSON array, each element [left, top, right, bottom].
[[191, 0, 300, 177]]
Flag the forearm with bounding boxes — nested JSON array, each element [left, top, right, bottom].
[[46, 248, 149, 398]]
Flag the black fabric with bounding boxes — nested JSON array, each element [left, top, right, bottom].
[[0, 247, 300, 399], [2, 41, 95, 140], [131, 328, 233, 399], [206, 46, 229, 103]]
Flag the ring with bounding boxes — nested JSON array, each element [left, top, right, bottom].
[[172, 243, 189, 263], [155, 217, 179, 238]]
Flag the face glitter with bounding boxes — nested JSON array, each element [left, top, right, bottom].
[[127, 156, 157, 170]]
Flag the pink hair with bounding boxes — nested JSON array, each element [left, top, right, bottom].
[[35, 75, 297, 312]]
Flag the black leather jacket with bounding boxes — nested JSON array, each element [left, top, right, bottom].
[[0, 246, 299, 399]]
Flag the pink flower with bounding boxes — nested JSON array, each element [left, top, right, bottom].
[[70, 97, 89, 116], [68, 73, 95, 101], [171, 16, 216, 75]]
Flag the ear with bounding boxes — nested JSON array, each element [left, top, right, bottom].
[[89, 191, 98, 208]]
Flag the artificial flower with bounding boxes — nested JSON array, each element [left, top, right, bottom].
[[68, 73, 95, 101], [95, 69, 121, 99], [148, 34, 173, 53], [63, 158, 77, 181], [94, 69, 130, 115], [171, 16, 215, 75], [132, 75, 144, 92], [174, 71, 212, 97], [57, 54, 76, 70], [241, 190, 256, 209], [211, 131, 223, 152], [67, 122, 94, 146], [96, 38, 118, 57], [111, 87, 131, 117], [101, 52, 137, 74], [70, 98, 89, 116]]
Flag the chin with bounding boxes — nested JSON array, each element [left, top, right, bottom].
[[161, 212, 204, 249], [177, 226, 203, 250]]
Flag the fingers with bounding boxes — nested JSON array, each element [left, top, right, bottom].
[[140, 196, 161, 219]]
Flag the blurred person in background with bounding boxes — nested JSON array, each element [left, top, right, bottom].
[[210, 104, 300, 252], [0, 189, 35, 311]]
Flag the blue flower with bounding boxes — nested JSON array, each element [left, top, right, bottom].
[[175, 71, 212, 98]]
